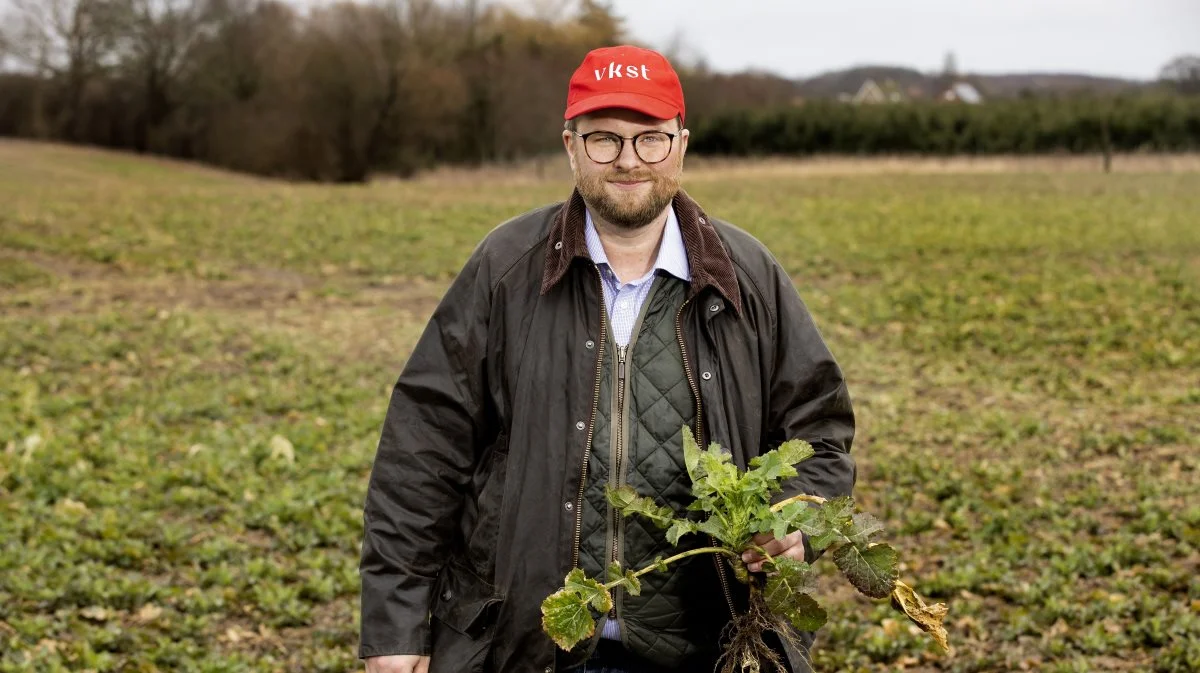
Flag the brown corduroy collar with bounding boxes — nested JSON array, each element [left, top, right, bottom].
[[539, 188, 743, 316]]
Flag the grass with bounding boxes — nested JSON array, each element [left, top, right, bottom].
[[1, 139, 1198, 672]]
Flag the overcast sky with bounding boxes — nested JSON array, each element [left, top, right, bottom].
[[607, 0, 1198, 81], [2, 0, 1193, 80]]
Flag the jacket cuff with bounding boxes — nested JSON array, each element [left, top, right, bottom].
[[359, 638, 431, 659], [359, 574, 434, 660]]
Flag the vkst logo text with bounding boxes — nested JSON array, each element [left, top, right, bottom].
[[594, 63, 651, 81]]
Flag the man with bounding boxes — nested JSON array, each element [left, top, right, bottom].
[[359, 45, 855, 673]]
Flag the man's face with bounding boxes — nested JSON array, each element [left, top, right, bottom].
[[562, 109, 689, 231]]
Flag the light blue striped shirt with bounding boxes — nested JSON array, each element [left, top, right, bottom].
[[585, 206, 690, 641], [585, 207, 691, 347]]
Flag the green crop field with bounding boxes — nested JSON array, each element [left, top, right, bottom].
[[1, 140, 1198, 672]]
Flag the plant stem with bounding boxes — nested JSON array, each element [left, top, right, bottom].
[[770, 493, 826, 512], [603, 547, 742, 589]]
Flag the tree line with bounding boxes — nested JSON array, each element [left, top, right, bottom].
[[0, 0, 1196, 182], [0, 0, 637, 181], [692, 95, 1200, 156]]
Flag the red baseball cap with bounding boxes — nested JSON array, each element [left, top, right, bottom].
[[565, 46, 686, 124]]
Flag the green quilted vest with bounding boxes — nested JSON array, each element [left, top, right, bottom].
[[575, 276, 730, 669]]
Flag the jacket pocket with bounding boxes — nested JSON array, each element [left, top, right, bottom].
[[465, 432, 510, 569], [429, 558, 503, 673]]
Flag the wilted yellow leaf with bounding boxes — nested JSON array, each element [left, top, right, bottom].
[[135, 604, 163, 623], [890, 580, 949, 652], [79, 606, 111, 622], [22, 433, 42, 462], [56, 498, 89, 515], [269, 435, 295, 463]]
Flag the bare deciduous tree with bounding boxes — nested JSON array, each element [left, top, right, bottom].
[[1159, 54, 1200, 95], [2, 0, 124, 138], [111, 0, 212, 150]]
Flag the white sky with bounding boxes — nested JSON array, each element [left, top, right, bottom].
[[2, 0, 1194, 80], [608, 0, 1199, 80]]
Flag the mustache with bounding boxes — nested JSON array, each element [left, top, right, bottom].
[[605, 172, 655, 182]]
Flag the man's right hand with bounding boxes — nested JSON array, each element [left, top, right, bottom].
[[365, 655, 430, 673]]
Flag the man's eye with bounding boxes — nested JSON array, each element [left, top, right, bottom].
[[591, 135, 619, 146]]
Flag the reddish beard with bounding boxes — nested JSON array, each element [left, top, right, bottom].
[[575, 162, 680, 230]]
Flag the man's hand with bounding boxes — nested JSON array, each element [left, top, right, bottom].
[[365, 655, 430, 673], [742, 531, 806, 573]]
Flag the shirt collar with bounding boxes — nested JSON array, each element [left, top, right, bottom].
[[584, 206, 692, 283]]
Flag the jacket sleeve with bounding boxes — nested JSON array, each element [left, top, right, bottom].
[[359, 247, 494, 659], [764, 263, 857, 547]]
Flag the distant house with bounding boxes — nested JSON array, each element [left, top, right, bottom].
[[940, 82, 984, 104], [839, 78, 907, 104]]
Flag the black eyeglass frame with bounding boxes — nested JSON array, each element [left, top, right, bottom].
[[569, 130, 678, 164]]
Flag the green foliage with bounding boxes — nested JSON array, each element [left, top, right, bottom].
[[544, 428, 942, 656], [605, 485, 675, 529], [540, 569, 612, 650], [678, 428, 819, 549], [606, 562, 643, 597], [762, 557, 825, 632], [832, 544, 899, 599], [693, 95, 1200, 156]]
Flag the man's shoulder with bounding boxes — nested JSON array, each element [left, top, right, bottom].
[[706, 216, 787, 291], [470, 200, 564, 282]]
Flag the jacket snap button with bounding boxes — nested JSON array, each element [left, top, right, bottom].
[[545, 668, 553, 673], [702, 371, 712, 380], [709, 303, 720, 312], [585, 340, 595, 350], [576, 421, 586, 430], [442, 589, 452, 601], [554, 241, 563, 250], [564, 502, 574, 512]]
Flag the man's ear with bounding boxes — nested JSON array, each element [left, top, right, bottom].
[[563, 131, 578, 172], [679, 128, 690, 159]]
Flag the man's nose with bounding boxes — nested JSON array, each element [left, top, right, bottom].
[[612, 138, 642, 171]]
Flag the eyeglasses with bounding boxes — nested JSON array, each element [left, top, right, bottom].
[[570, 130, 677, 164]]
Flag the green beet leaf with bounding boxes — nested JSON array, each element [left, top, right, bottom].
[[541, 568, 612, 650], [765, 557, 819, 595], [605, 561, 623, 584], [605, 561, 642, 596], [606, 485, 676, 529], [822, 495, 856, 530], [748, 439, 814, 483], [621, 569, 643, 596], [763, 558, 826, 631], [847, 512, 886, 545], [666, 519, 701, 545], [682, 426, 704, 482], [833, 542, 899, 599]]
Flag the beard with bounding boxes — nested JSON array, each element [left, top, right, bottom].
[[574, 160, 681, 230]]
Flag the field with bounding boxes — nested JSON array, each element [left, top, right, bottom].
[[1, 139, 1198, 672]]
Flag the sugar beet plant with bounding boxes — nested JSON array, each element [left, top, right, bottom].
[[541, 428, 949, 673]]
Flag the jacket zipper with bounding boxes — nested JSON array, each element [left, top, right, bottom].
[[676, 297, 738, 618], [609, 344, 628, 621], [571, 266, 607, 570]]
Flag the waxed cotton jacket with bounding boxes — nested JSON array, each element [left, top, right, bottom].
[[359, 188, 856, 673]]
